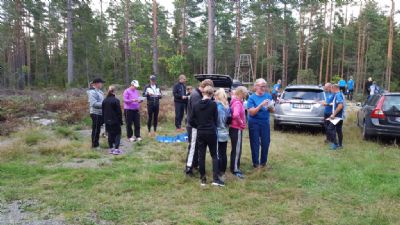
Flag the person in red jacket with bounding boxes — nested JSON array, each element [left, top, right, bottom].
[[229, 86, 248, 179]]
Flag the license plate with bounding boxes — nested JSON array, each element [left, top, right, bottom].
[[292, 104, 311, 109]]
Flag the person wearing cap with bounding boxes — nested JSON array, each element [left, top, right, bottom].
[[123, 80, 143, 142], [143, 75, 162, 136], [173, 74, 188, 131], [365, 77, 373, 97], [87, 78, 105, 149]]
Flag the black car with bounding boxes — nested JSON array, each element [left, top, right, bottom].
[[194, 74, 243, 91], [357, 93, 400, 140]]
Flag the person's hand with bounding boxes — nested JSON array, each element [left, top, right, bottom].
[[132, 99, 139, 102], [329, 115, 335, 120], [182, 96, 188, 100], [260, 100, 269, 107]]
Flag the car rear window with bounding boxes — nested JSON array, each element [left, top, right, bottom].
[[282, 89, 324, 101], [383, 95, 400, 111]]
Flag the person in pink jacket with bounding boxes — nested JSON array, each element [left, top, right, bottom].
[[229, 86, 248, 179]]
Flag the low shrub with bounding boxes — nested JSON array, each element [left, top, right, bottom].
[[24, 132, 46, 146]]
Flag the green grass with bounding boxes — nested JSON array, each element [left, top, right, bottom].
[[0, 111, 399, 224]]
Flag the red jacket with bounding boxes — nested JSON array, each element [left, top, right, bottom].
[[230, 97, 246, 130]]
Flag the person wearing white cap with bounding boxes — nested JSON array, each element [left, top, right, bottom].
[[123, 80, 143, 142], [143, 75, 162, 136]]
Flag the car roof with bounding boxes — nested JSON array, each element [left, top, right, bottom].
[[383, 92, 400, 96], [284, 85, 323, 90], [194, 74, 233, 88]]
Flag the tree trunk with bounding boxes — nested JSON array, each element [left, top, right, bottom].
[[304, 7, 315, 70], [340, 5, 348, 78], [15, 0, 25, 89], [325, 0, 333, 83], [152, 0, 159, 75], [235, 0, 241, 70], [67, 0, 74, 86], [282, 3, 289, 87], [124, 0, 130, 85], [254, 37, 259, 80], [319, 2, 327, 84], [297, 6, 304, 80], [385, 0, 394, 91], [207, 0, 216, 74], [180, 0, 187, 55], [355, 1, 363, 94]]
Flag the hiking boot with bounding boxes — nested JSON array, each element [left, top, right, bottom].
[[108, 148, 114, 154], [330, 143, 339, 150], [136, 137, 142, 142], [112, 149, 123, 155], [128, 137, 136, 142], [212, 179, 225, 187], [185, 168, 194, 177], [200, 177, 207, 187]]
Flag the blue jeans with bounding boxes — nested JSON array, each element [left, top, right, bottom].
[[248, 119, 271, 167]]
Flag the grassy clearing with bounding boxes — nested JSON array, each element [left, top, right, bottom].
[[0, 111, 399, 225]]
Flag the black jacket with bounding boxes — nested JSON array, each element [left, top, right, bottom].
[[173, 82, 187, 103], [186, 88, 202, 128], [189, 98, 218, 135], [102, 94, 123, 126]]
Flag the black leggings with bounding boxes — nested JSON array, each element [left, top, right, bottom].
[[197, 133, 219, 181], [106, 124, 121, 149], [147, 103, 159, 132], [217, 141, 228, 174], [125, 109, 141, 138], [327, 120, 343, 146], [90, 114, 103, 148]]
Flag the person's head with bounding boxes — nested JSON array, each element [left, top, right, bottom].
[[150, 75, 157, 84], [186, 86, 193, 94], [350, 76, 353, 80], [107, 85, 116, 96], [214, 88, 228, 107], [130, 80, 140, 90], [178, 74, 187, 84], [199, 79, 214, 91], [254, 78, 267, 95], [234, 86, 248, 101], [202, 85, 214, 98], [92, 78, 105, 89], [331, 84, 340, 93], [277, 79, 281, 84], [324, 82, 332, 92], [368, 77, 372, 82]]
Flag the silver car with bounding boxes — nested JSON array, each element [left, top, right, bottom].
[[273, 85, 325, 130]]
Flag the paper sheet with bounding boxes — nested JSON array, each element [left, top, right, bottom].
[[327, 117, 342, 125]]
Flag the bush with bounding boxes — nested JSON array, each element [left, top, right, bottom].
[[54, 126, 79, 140], [296, 69, 318, 85]]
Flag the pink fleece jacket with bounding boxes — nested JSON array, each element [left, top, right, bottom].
[[230, 97, 246, 130]]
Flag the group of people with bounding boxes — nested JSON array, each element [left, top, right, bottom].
[[322, 83, 346, 150], [87, 75, 162, 155], [338, 76, 355, 101], [182, 77, 275, 187]]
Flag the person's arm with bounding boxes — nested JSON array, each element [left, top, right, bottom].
[[142, 85, 148, 97], [116, 99, 123, 125], [189, 106, 197, 128], [158, 86, 162, 99], [173, 84, 182, 99], [102, 101, 105, 117], [248, 98, 269, 116], [214, 104, 219, 127], [89, 90, 102, 109], [330, 103, 343, 119]]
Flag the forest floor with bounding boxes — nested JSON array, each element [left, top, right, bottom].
[[1, 92, 400, 225]]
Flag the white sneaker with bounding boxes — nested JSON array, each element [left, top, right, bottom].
[[128, 137, 136, 142], [136, 137, 142, 142]]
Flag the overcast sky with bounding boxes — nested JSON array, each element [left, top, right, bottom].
[[90, 0, 399, 24]]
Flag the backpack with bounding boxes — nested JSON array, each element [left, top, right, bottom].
[[374, 85, 381, 95]]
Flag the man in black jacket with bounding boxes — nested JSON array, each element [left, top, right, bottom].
[[185, 79, 214, 176], [173, 74, 188, 131], [102, 86, 123, 155], [143, 75, 162, 136]]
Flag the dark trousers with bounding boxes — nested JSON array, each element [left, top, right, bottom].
[[197, 133, 219, 181], [324, 113, 331, 139], [348, 90, 353, 101], [229, 128, 243, 173], [147, 103, 159, 132], [340, 87, 346, 93], [90, 114, 103, 148], [105, 124, 121, 149], [327, 120, 343, 146], [185, 127, 198, 170], [272, 93, 278, 102], [249, 120, 270, 167], [125, 109, 141, 138], [174, 102, 186, 129], [217, 141, 228, 174]]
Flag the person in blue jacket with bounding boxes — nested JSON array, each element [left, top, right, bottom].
[[338, 78, 347, 93], [271, 79, 281, 101], [321, 83, 334, 143], [347, 76, 354, 101]]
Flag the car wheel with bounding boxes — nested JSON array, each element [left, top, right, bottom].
[[362, 121, 372, 140], [273, 121, 282, 131]]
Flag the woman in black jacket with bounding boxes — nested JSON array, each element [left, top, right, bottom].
[[102, 86, 123, 155]]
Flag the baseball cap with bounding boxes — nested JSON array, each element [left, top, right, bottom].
[[92, 78, 105, 84], [131, 80, 140, 87], [150, 75, 157, 81]]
